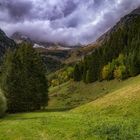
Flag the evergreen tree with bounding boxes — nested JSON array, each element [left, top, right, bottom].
[[73, 64, 81, 81], [1, 43, 48, 112], [85, 69, 94, 83], [82, 56, 88, 82], [128, 49, 140, 77]]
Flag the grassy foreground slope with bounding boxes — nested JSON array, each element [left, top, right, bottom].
[[48, 76, 140, 110], [0, 75, 140, 140]]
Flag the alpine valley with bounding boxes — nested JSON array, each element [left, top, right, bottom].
[[0, 4, 140, 140]]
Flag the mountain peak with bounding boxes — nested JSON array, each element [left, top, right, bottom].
[[11, 32, 32, 44], [131, 6, 140, 15]]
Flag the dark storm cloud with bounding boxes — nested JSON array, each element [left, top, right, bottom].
[[0, 0, 32, 21], [63, 1, 77, 17], [7, 1, 32, 21], [0, 0, 140, 45]]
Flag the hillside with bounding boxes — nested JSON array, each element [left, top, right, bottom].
[[66, 7, 140, 64], [73, 6, 140, 84], [48, 7, 140, 108], [0, 4, 140, 140], [96, 7, 140, 45], [0, 75, 140, 139], [48, 75, 140, 110], [64, 43, 98, 64], [0, 29, 16, 62], [73, 75, 140, 114]]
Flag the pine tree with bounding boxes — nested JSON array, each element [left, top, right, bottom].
[[128, 50, 140, 77], [85, 66, 95, 83], [1, 43, 48, 112], [73, 64, 81, 81]]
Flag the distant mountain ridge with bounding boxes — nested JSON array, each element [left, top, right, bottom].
[[11, 32, 78, 50]]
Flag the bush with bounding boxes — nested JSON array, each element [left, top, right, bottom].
[[0, 92, 7, 117], [49, 66, 74, 87], [101, 62, 115, 80], [114, 65, 127, 80]]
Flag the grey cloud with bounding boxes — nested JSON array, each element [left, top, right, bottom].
[[7, 1, 32, 21], [0, 0, 140, 46], [63, 1, 78, 17], [0, 0, 33, 21]]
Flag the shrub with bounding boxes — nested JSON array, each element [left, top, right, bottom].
[[101, 62, 115, 80], [49, 66, 74, 87], [114, 65, 127, 80]]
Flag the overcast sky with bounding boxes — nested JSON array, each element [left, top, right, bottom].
[[0, 0, 140, 45]]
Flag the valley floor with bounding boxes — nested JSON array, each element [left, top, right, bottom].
[[0, 75, 140, 140]]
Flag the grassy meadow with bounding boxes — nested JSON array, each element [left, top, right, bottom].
[[48, 75, 140, 110], [0, 75, 140, 139]]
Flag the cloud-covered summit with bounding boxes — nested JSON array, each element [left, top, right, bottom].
[[0, 0, 140, 46]]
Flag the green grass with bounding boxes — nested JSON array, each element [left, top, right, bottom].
[[48, 76, 140, 110], [0, 75, 140, 140]]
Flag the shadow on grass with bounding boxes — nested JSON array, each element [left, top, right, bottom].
[[1, 107, 74, 121], [44, 107, 73, 112]]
